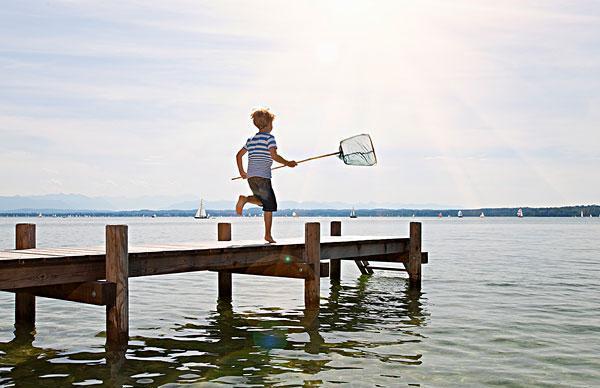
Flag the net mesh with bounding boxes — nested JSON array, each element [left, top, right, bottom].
[[338, 134, 377, 166]]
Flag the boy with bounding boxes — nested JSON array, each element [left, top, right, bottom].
[[235, 108, 297, 243]]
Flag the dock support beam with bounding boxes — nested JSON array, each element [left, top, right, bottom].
[[408, 222, 422, 289], [15, 224, 36, 332], [106, 225, 129, 350], [329, 221, 341, 282], [304, 223, 321, 311], [217, 223, 232, 301]]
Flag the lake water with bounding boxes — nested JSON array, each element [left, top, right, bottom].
[[0, 217, 599, 387]]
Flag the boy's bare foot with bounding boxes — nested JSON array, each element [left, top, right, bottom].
[[264, 235, 276, 244], [236, 195, 246, 215]]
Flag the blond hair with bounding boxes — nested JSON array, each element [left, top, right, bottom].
[[251, 108, 275, 130]]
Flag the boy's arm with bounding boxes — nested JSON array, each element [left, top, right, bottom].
[[236, 147, 248, 179], [270, 148, 297, 167]]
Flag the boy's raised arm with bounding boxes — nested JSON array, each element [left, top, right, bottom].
[[270, 148, 297, 167], [236, 147, 248, 179]]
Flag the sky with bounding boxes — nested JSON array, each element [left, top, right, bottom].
[[1, 0, 599, 208]]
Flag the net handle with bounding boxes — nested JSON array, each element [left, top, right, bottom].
[[231, 151, 339, 181]]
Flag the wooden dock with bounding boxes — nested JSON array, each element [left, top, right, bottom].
[[0, 221, 427, 350]]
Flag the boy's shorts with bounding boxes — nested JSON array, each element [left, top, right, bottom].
[[248, 177, 277, 212]]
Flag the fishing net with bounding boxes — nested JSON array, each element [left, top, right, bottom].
[[338, 134, 377, 166]]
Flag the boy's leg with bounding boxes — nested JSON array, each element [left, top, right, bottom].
[[246, 196, 262, 206], [264, 211, 275, 243], [236, 195, 262, 215], [235, 195, 245, 215]]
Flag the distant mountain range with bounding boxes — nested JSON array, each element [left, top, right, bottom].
[[0, 194, 455, 212]]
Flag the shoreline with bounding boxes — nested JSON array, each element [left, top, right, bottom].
[[1, 205, 599, 219]]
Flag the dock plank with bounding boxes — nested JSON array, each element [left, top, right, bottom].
[[0, 251, 68, 260], [16, 248, 102, 257]]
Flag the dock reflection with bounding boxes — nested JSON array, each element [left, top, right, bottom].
[[0, 277, 428, 386]]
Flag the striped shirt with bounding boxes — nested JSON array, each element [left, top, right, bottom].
[[244, 132, 277, 179]]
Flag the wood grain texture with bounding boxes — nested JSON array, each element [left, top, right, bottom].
[[217, 223, 232, 301], [320, 239, 409, 260], [0, 261, 106, 290], [304, 223, 321, 311], [15, 224, 36, 250], [217, 223, 232, 241], [367, 266, 408, 272], [408, 222, 422, 289], [15, 224, 36, 330], [227, 262, 329, 279], [0, 236, 406, 263], [10, 281, 116, 306], [329, 221, 341, 282], [105, 225, 129, 350]]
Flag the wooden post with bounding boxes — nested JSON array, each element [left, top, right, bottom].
[[15, 223, 36, 331], [217, 223, 232, 301], [106, 225, 129, 350], [408, 222, 422, 289], [330, 221, 341, 282], [304, 222, 321, 310]]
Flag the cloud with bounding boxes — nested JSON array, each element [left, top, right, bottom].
[[0, 0, 599, 206]]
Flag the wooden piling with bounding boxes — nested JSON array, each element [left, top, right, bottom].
[[329, 221, 341, 282], [408, 222, 422, 289], [304, 223, 321, 310], [106, 225, 129, 350], [15, 224, 36, 330], [217, 223, 232, 301]]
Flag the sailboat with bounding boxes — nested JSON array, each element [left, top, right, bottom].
[[457, 210, 463, 218], [479, 212, 485, 218], [350, 208, 357, 218], [292, 211, 298, 217], [517, 208, 524, 218], [194, 199, 209, 219], [581, 210, 584, 218]]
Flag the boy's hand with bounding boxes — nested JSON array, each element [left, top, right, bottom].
[[240, 171, 248, 179], [287, 160, 298, 168]]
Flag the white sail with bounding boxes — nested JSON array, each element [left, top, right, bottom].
[[457, 210, 463, 218], [195, 199, 208, 219], [517, 208, 523, 218], [479, 212, 485, 218], [350, 207, 357, 218]]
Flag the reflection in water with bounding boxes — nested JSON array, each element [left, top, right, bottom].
[[0, 277, 428, 386]]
